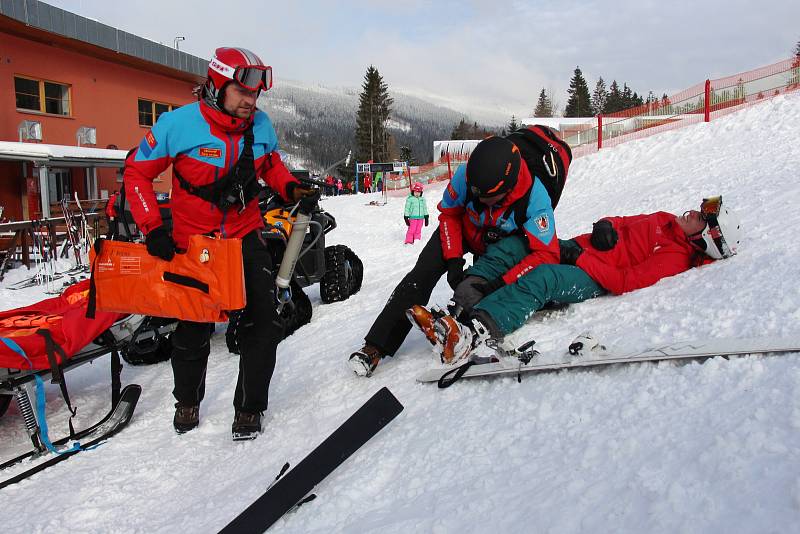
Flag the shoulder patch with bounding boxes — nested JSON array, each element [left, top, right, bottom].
[[534, 214, 550, 233], [145, 130, 157, 149]]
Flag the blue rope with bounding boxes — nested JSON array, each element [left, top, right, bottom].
[[1, 337, 83, 455]]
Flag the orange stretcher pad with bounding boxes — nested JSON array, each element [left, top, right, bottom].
[[89, 236, 246, 323], [0, 280, 123, 370]]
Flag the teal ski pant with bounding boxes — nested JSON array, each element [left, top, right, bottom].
[[466, 236, 606, 335]]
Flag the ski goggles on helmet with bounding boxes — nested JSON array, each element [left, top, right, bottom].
[[233, 65, 273, 92], [691, 196, 732, 259], [700, 196, 722, 222]]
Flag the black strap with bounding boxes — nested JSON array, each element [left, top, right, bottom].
[[437, 360, 476, 389], [36, 328, 79, 437], [86, 238, 104, 319], [163, 271, 209, 293], [174, 124, 257, 210]]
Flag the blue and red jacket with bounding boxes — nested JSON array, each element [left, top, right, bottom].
[[438, 161, 560, 284], [124, 100, 299, 249]]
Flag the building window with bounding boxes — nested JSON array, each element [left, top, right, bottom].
[[47, 168, 72, 203], [14, 76, 71, 116], [138, 98, 176, 127]]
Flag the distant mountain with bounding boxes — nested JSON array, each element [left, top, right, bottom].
[[258, 79, 502, 173]]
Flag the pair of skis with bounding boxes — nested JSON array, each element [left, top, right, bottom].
[[417, 336, 800, 387]]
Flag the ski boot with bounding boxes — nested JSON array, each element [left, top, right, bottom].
[[173, 403, 200, 434], [232, 410, 262, 441], [405, 304, 447, 346], [436, 316, 491, 365], [348, 345, 385, 377]]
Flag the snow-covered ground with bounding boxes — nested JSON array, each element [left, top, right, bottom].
[[2, 93, 800, 533]]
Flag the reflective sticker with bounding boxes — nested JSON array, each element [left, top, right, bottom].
[[199, 148, 222, 158]]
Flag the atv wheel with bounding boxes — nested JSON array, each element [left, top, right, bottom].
[[320, 245, 363, 303], [0, 394, 10, 418], [280, 281, 312, 338], [225, 282, 312, 354]]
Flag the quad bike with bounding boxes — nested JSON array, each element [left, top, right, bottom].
[[225, 184, 364, 352]]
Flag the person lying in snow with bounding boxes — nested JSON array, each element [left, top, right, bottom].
[[408, 196, 742, 365]]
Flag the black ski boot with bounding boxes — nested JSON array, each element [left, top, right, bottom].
[[232, 410, 262, 441], [173, 403, 199, 434]]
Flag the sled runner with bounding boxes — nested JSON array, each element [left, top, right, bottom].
[[0, 280, 144, 476]]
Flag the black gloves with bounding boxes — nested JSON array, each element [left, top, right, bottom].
[[445, 258, 466, 290], [287, 183, 321, 213], [145, 226, 176, 261], [559, 239, 583, 266], [404, 216, 410, 226], [424, 215, 429, 226], [590, 219, 618, 251], [452, 276, 505, 318]]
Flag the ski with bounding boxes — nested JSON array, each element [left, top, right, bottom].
[[0, 384, 141, 489], [417, 336, 800, 387], [219, 387, 404, 533]]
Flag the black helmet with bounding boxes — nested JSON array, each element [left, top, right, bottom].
[[466, 136, 521, 197]]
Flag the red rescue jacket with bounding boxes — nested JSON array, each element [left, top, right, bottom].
[[574, 211, 712, 295], [124, 101, 298, 249]]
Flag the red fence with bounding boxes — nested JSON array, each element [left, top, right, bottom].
[[383, 56, 800, 193], [569, 56, 800, 158]]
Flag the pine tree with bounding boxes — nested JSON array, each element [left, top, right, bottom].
[[399, 146, 415, 166], [451, 118, 469, 140], [533, 88, 553, 117], [795, 39, 800, 57], [508, 115, 519, 132], [564, 66, 592, 117], [604, 80, 623, 113], [590, 77, 607, 116], [355, 65, 393, 164]]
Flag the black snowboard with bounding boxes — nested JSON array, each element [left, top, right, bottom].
[[219, 387, 404, 533]]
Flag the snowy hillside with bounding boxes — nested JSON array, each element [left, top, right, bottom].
[[2, 93, 800, 533]]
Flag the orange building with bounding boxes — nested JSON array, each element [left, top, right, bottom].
[[0, 0, 206, 221]]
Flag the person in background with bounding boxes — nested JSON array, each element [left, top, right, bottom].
[[336, 178, 343, 196], [105, 190, 119, 239], [404, 182, 429, 245]]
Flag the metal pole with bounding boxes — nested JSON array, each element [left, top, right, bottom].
[[38, 164, 50, 218]]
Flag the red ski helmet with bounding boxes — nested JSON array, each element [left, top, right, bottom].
[[466, 136, 520, 199], [202, 47, 272, 112], [411, 182, 424, 193]]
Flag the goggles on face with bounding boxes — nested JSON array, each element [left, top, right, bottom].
[[233, 65, 273, 92], [470, 181, 507, 200]]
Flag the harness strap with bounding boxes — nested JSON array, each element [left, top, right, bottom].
[[37, 328, 79, 438]]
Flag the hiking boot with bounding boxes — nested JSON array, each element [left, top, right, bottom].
[[173, 403, 199, 434], [405, 304, 446, 346], [436, 315, 476, 364], [232, 410, 262, 441], [348, 345, 384, 377]]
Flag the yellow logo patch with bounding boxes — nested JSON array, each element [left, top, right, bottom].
[[199, 148, 222, 158]]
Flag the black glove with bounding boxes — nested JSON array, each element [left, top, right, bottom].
[[145, 226, 175, 261], [404, 216, 410, 226], [287, 183, 321, 213], [476, 277, 505, 295], [424, 215, 429, 226], [590, 219, 618, 251], [559, 240, 583, 266], [445, 257, 466, 290]]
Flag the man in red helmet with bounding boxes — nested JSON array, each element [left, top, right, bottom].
[[348, 129, 572, 376], [125, 47, 318, 440]]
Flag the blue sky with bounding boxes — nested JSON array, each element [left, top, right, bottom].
[[49, 0, 800, 121]]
